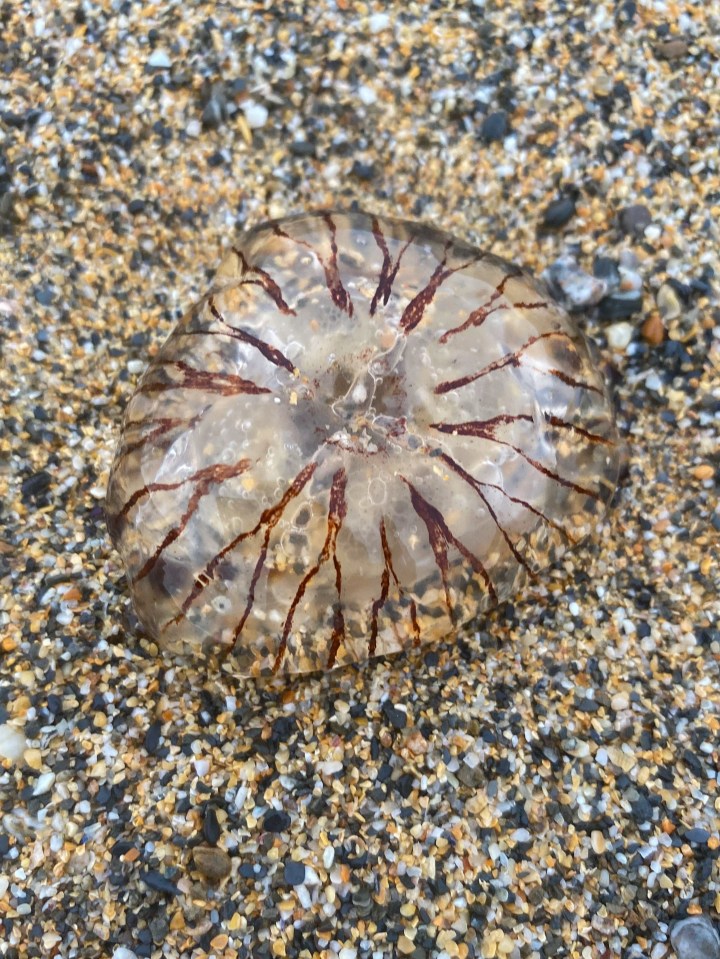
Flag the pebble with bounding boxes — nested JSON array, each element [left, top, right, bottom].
[[591, 830, 606, 854], [670, 916, 720, 959], [397, 935, 416, 955], [541, 195, 576, 228], [0, 723, 27, 762], [192, 845, 232, 882], [611, 692, 629, 711], [598, 293, 643, 321], [593, 255, 621, 290], [641, 312, 665, 346], [283, 860, 306, 886], [368, 12, 391, 33], [618, 204, 652, 236], [544, 256, 607, 308], [32, 771, 55, 797], [684, 827, 711, 845], [656, 38, 689, 60], [243, 102, 269, 130], [606, 322, 634, 351], [657, 283, 682, 320], [147, 49, 171, 69], [112, 949, 138, 959], [480, 111, 509, 144], [692, 464, 715, 481], [263, 810, 291, 833]]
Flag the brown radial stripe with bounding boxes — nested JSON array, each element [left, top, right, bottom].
[[140, 359, 271, 396], [369, 215, 414, 316], [368, 518, 393, 658], [439, 267, 526, 343], [207, 298, 296, 374], [431, 412, 612, 446], [163, 461, 318, 631], [273, 467, 348, 674], [325, 554, 346, 669], [524, 364, 604, 395], [272, 215, 354, 317], [400, 246, 484, 335], [120, 415, 195, 457], [132, 458, 251, 582], [403, 478, 498, 617], [231, 246, 296, 315], [434, 330, 583, 395], [431, 420, 601, 499], [436, 451, 532, 573]]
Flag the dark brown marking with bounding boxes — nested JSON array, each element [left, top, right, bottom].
[[273, 216, 354, 317], [403, 478, 498, 616], [437, 451, 532, 573], [431, 412, 612, 446], [369, 216, 414, 316], [431, 420, 601, 500], [273, 468, 348, 674], [438, 268, 530, 343], [400, 246, 485, 335], [325, 554, 346, 669], [208, 298, 296, 374], [141, 360, 271, 397], [368, 518, 394, 658], [163, 461, 318, 631], [231, 247, 296, 315], [434, 331, 582, 394], [121, 416, 194, 457], [524, 364, 604, 395], [132, 458, 251, 582]]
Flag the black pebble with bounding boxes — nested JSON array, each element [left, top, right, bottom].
[[480, 110, 508, 143], [593, 255, 620, 286], [542, 196, 576, 228], [618, 204, 651, 236], [128, 198, 145, 215], [598, 294, 643, 321], [263, 809, 291, 833], [382, 701, 407, 730], [684, 827, 711, 844], [21, 470, 52, 502], [350, 160, 376, 181], [141, 870, 179, 896], [290, 140, 316, 157], [34, 284, 55, 306], [143, 720, 162, 755], [284, 861, 306, 886], [630, 796, 654, 822], [203, 806, 221, 845]]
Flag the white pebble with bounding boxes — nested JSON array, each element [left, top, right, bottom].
[[33, 772, 56, 797], [339, 949, 358, 959], [323, 845, 335, 870], [358, 84, 377, 106], [318, 760, 344, 776], [0, 724, 27, 763], [127, 360, 144, 375], [185, 119, 201, 138], [147, 49, 171, 69], [368, 12, 390, 33], [244, 102, 269, 129], [511, 827, 532, 843], [194, 758, 210, 777], [645, 372, 662, 392], [606, 321, 634, 351], [113, 949, 139, 959]]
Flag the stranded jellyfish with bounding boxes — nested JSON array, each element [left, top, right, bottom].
[[106, 211, 622, 677]]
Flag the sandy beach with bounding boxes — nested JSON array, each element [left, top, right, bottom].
[[1, 2, 718, 957]]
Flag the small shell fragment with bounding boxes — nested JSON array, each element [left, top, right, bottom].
[[106, 211, 622, 676]]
